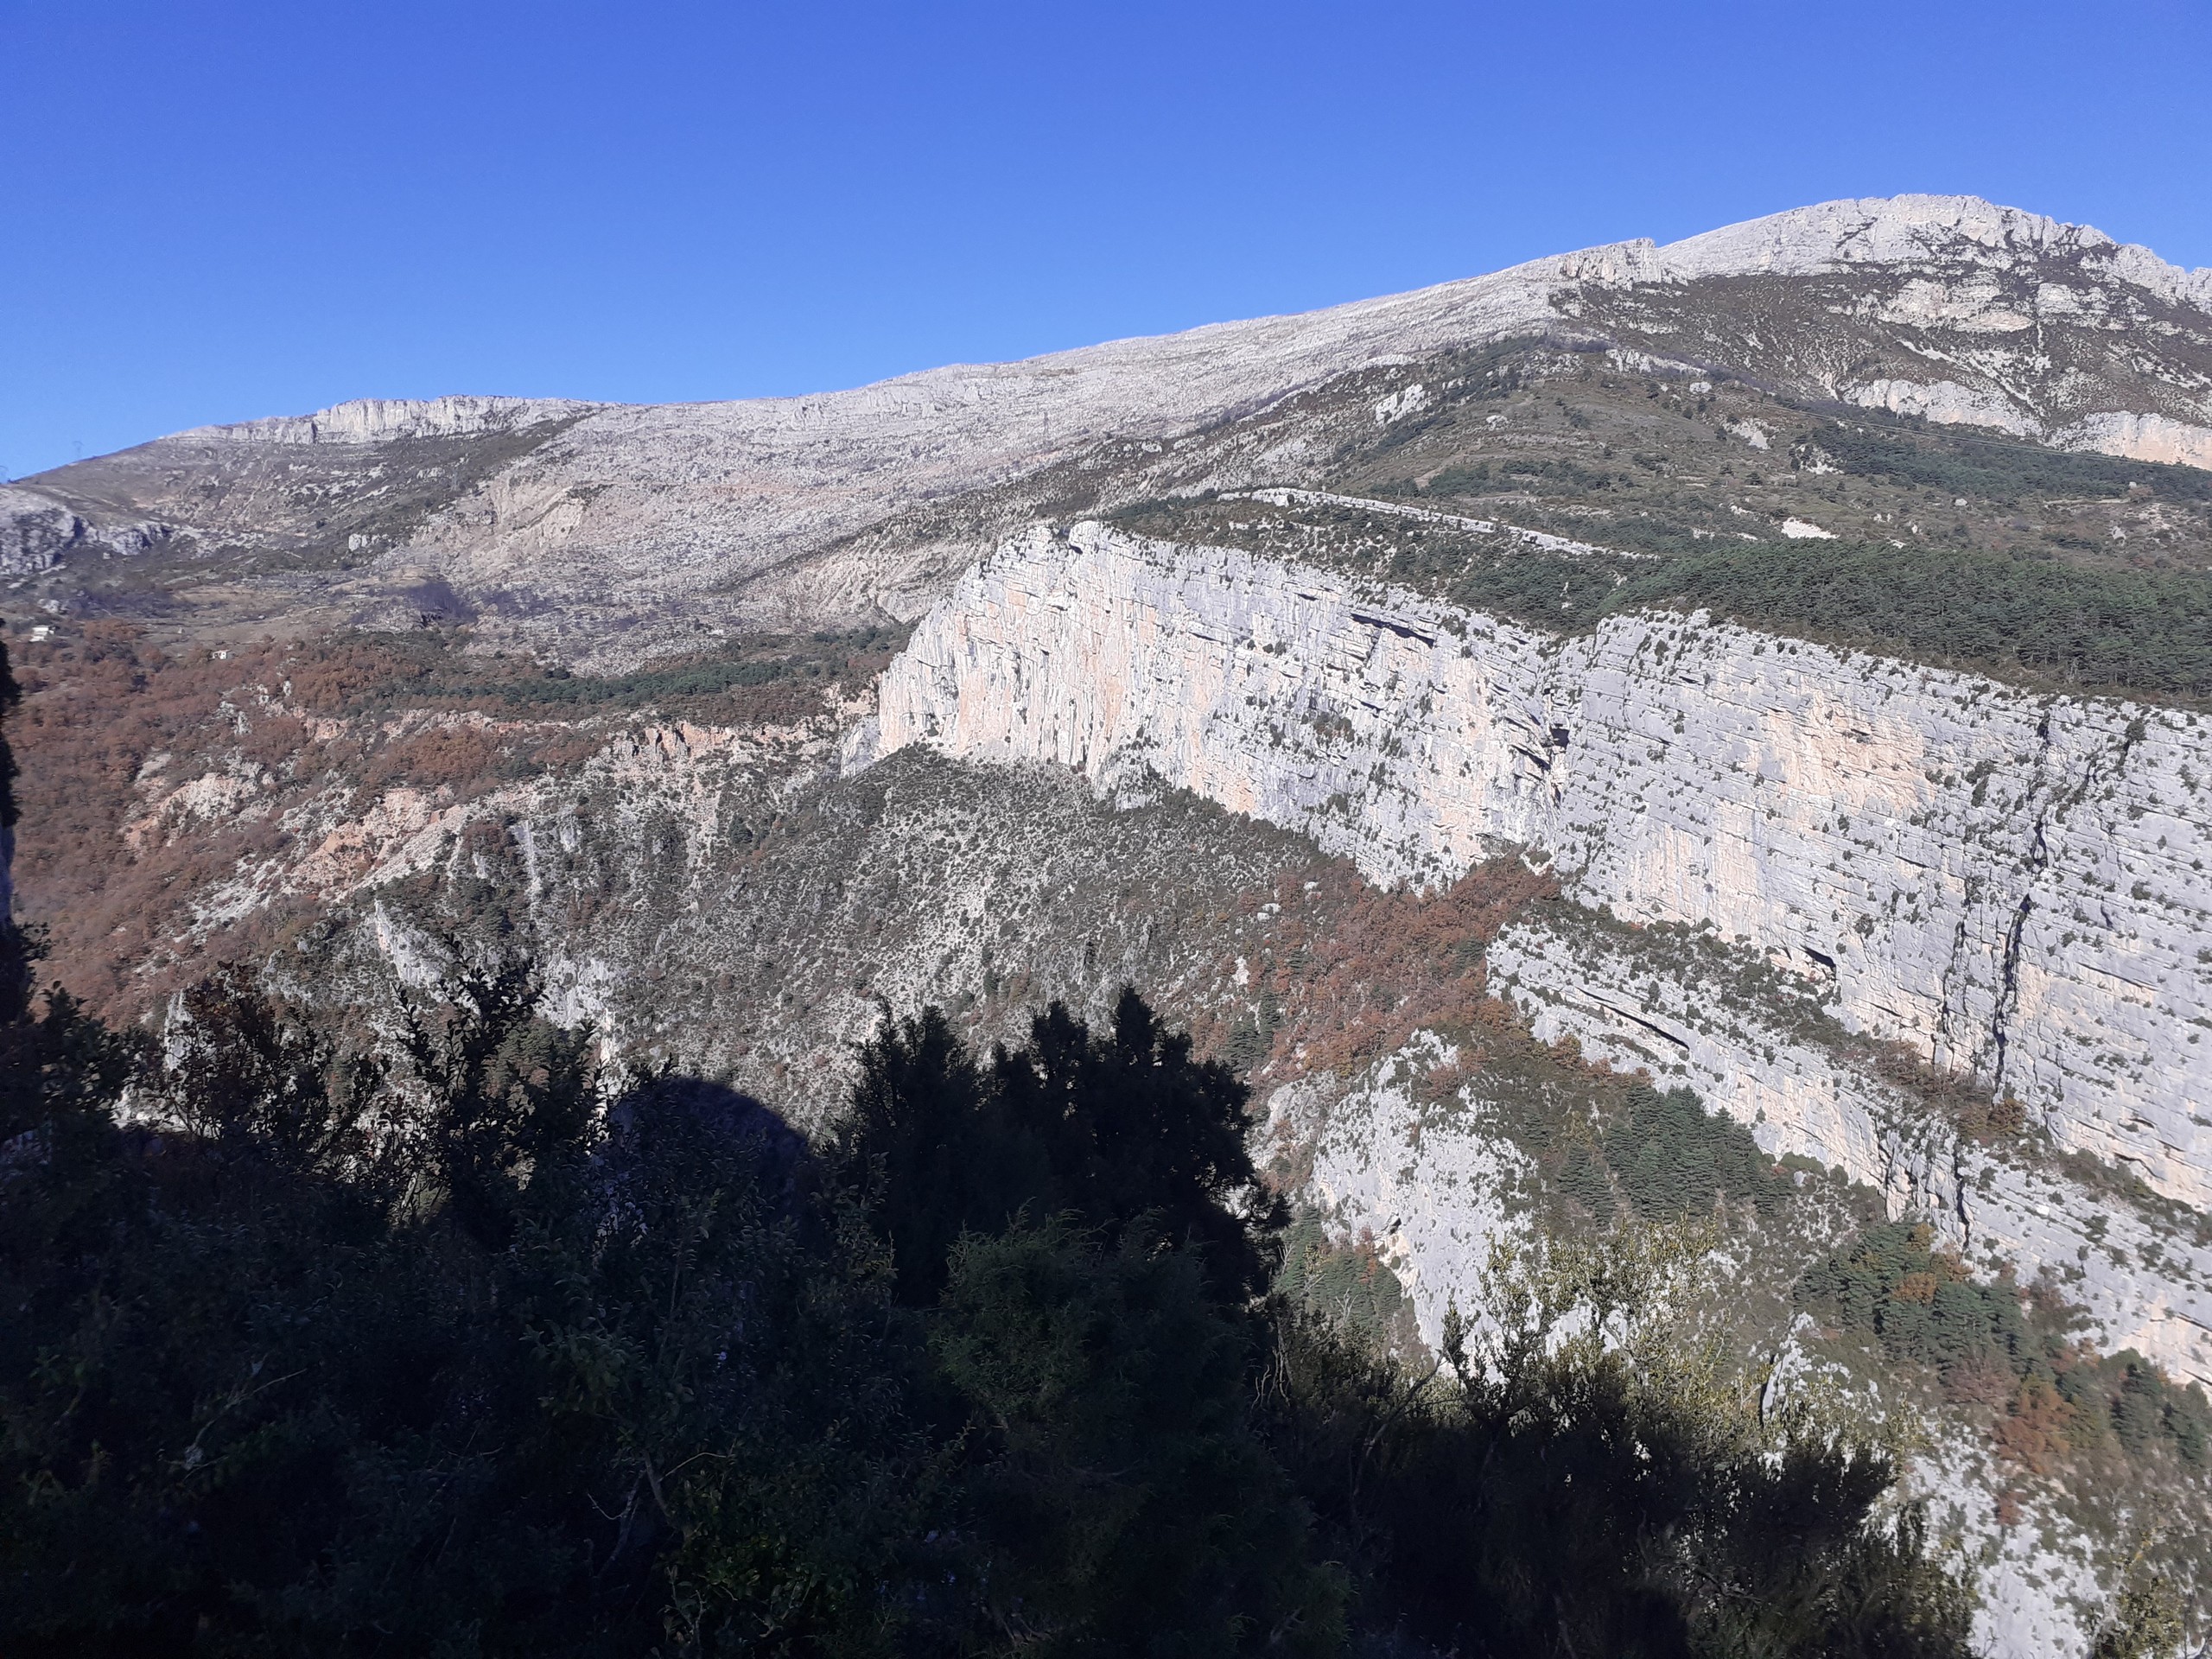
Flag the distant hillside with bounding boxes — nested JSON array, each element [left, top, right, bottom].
[[4, 194, 2207, 668]]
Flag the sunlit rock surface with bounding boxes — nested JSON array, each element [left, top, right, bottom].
[[10, 194, 2209, 659], [868, 521, 2212, 1215]]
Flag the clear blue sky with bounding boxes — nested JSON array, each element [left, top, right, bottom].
[[4, 0, 2208, 480]]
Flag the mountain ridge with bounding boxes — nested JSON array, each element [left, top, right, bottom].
[[9, 193, 2210, 671], [154, 191, 2212, 444], [10, 192, 2212, 1649]]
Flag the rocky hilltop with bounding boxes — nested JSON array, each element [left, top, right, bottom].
[[7, 194, 2210, 664], [8, 195, 2212, 1653]]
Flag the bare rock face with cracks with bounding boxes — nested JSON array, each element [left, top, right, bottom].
[[10, 194, 2212, 1655]]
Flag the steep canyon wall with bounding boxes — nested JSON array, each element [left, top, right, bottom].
[[859, 521, 2212, 1217]]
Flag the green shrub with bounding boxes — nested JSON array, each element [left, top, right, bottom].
[[1813, 417, 2212, 506], [933, 1222, 1346, 1657], [1605, 541, 2212, 699], [1423, 456, 1618, 498], [1796, 1221, 2026, 1370], [1605, 1084, 1793, 1219], [1278, 1213, 1417, 1352], [1795, 1222, 2212, 1468]]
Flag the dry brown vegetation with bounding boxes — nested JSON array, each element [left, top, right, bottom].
[[1252, 857, 1558, 1078], [7, 620, 887, 1023], [11, 623, 306, 1014]]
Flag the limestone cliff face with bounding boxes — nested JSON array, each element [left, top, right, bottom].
[[1485, 911, 2212, 1387], [865, 522, 2212, 1217], [183, 396, 601, 447]]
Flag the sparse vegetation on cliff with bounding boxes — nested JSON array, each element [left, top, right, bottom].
[[1797, 1221, 2212, 1475]]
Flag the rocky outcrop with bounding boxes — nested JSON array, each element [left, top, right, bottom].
[[0, 487, 76, 576], [1639, 195, 2212, 312], [1268, 1032, 1532, 1357], [2062, 410, 2212, 470], [1570, 195, 2212, 467], [184, 395, 601, 447], [0, 485, 177, 576], [863, 521, 2212, 1218], [1487, 907, 2212, 1387]]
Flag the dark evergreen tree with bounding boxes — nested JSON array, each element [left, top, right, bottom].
[[931, 1221, 1345, 1657], [829, 1005, 1040, 1306], [830, 988, 1283, 1309], [989, 988, 1285, 1304]]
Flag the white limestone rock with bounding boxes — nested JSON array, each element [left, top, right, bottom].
[[867, 522, 2212, 1222], [2060, 410, 2212, 471], [184, 395, 601, 446], [1270, 1032, 1534, 1352], [1487, 907, 2212, 1388]]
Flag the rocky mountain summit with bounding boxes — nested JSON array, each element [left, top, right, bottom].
[[9, 195, 2212, 1653], [7, 194, 2210, 664]]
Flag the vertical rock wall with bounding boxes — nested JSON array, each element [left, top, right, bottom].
[[1488, 910, 2212, 1387], [864, 522, 2212, 1211]]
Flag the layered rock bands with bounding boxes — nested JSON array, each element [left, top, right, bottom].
[[855, 522, 2212, 1376]]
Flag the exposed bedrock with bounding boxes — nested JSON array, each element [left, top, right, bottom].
[[1268, 1032, 2129, 1656], [1488, 910, 2212, 1387], [859, 521, 2212, 1217]]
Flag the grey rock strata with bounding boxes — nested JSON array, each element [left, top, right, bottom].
[[864, 520, 2212, 1224]]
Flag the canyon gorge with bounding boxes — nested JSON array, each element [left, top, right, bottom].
[[10, 193, 2212, 1653]]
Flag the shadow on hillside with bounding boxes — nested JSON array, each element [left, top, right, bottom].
[[608, 1071, 812, 1190]]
